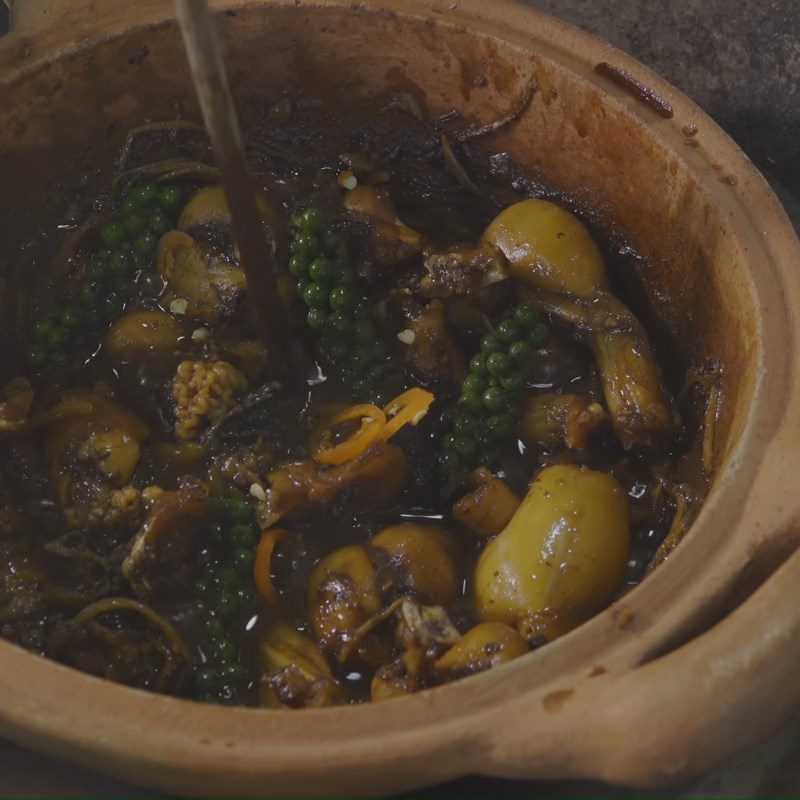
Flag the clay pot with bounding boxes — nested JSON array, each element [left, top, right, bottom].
[[1, 1, 799, 797]]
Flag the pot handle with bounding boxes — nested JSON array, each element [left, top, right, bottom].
[[480, 530, 800, 788]]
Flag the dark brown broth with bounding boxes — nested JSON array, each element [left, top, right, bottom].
[[0, 94, 709, 706]]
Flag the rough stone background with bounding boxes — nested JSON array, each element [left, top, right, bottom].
[[525, 0, 800, 195], [1, 1, 799, 797]]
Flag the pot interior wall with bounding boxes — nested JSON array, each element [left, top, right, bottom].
[[0, 4, 755, 470]]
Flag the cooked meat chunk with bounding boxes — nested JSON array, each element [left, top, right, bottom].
[[122, 480, 208, 599], [255, 441, 407, 529], [452, 468, 521, 539], [419, 243, 509, 298], [397, 298, 467, 384]]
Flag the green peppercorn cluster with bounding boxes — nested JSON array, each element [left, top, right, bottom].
[[28, 182, 185, 369], [288, 208, 397, 401], [190, 497, 257, 703], [442, 303, 549, 474]]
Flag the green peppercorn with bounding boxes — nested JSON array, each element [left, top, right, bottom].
[[486, 413, 514, 437], [159, 184, 184, 213], [229, 524, 256, 550], [205, 521, 226, 545], [219, 663, 246, 686], [227, 498, 252, 525], [209, 638, 238, 664], [96, 247, 113, 262], [303, 282, 330, 309], [232, 548, 255, 575], [121, 196, 138, 218], [351, 319, 376, 346], [480, 333, 504, 354], [454, 414, 478, 437], [100, 219, 126, 247], [349, 346, 372, 373], [204, 616, 225, 638], [307, 308, 328, 330], [326, 340, 349, 361], [148, 209, 172, 236], [132, 182, 159, 207], [236, 586, 251, 604], [195, 667, 221, 693], [462, 374, 486, 395], [47, 325, 67, 349], [295, 278, 311, 297], [329, 285, 357, 313], [288, 254, 308, 279], [527, 322, 549, 348], [79, 280, 101, 305], [508, 340, 532, 364], [111, 251, 130, 276], [31, 320, 52, 342], [123, 213, 147, 237], [483, 386, 510, 413], [60, 306, 81, 331], [496, 319, 522, 344], [134, 232, 157, 256], [459, 391, 485, 416], [453, 437, 477, 459], [469, 353, 488, 375], [103, 293, 124, 318], [441, 451, 461, 473], [325, 312, 351, 338], [308, 257, 334, 284], [87, 259, 110, 281], [500, 373, 524, 392], [28, 344, 47, 367], [212, 567, 239, 592], [442, 433, 457, 452], [214, 588, 241, 619], [486, 352, 513, 377], [292, 232, 320, 259], [299, 207, 328, 233], [513, 303, 538, 328]]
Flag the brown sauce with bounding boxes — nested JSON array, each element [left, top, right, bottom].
[[0, 93, 711, 706]]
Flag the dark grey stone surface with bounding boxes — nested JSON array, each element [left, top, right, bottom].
[[525, 0, 800, 193]]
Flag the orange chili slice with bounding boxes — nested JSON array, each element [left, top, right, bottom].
[[254, 528, 289, 604], [314, 403, 386, 465], [378, 388, 435, 441]]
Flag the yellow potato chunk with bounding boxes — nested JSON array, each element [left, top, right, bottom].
[[370, 523, 461, 605], [475, 463, 629, 641], [482, 198, 607, 297], [104, 310, 187, 360]]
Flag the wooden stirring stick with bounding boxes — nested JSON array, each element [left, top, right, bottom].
[[174, 0, 291, 377]]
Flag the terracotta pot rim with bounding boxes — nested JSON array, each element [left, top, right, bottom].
[[1, 0, 799, 794]]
